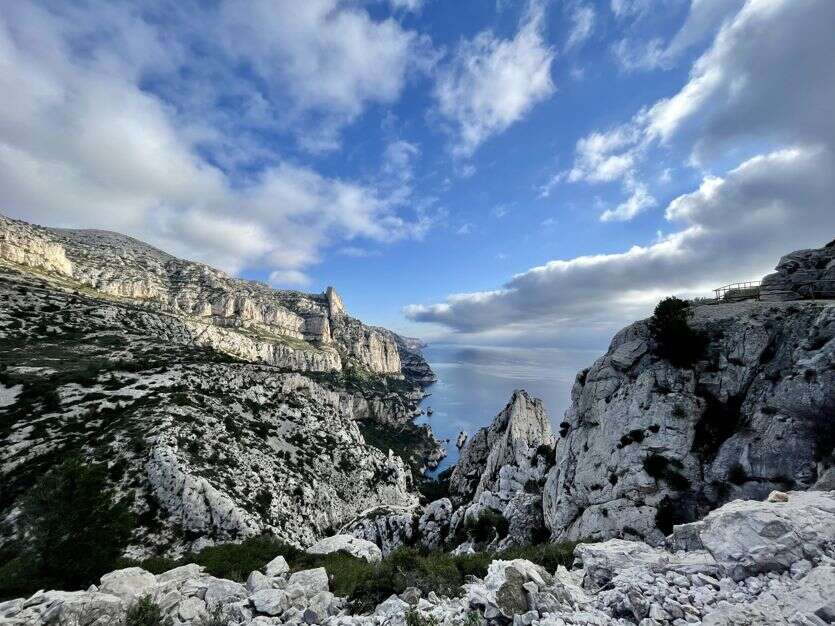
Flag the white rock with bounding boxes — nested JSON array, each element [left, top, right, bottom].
[[203, 578, 247, 606], [264, 555, 290, 577], [306, 534, 382, 563], [247, 570, 273, 593], [288, 568, 329, 597], [251, 588, 289, 616], [98, 567, 156, 601]]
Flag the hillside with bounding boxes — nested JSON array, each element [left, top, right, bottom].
[[0, 214, 441, 557]]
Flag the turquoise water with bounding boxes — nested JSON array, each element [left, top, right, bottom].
[[416, 344, 601, 474]]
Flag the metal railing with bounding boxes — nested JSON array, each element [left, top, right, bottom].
[[714, 281, 761, 302]]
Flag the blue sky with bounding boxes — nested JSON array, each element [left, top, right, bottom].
[[2, 0, 833, 350]]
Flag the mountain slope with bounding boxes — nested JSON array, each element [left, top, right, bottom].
[[0, 214, 440, 557]]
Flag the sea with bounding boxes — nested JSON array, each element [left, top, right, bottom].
[[416, 343, 602, 474]]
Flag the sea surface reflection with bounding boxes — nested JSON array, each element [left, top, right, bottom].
[[416, 344, 601, 473]]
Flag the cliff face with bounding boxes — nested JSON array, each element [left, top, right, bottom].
[[0, 215, 412, 376], [543, 293, 834, 545]]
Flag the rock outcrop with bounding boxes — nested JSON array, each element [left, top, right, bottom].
[[544, 289, 834, 545], [761, 239, 835, 301], [344, 390, 556, 553], [5, 491, 834, 625]]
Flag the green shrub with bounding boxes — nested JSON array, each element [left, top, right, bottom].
[[465, 509, 509, 543], [187, 535, 303, 581], [8, 454, 133, 592], [650, 297, 706, 367], [405, 607, 439, 626], [125, 595, 163, 626], [728, 463, 747, 485], [497, 542, 579, 572]]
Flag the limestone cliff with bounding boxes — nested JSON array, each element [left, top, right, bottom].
[[543, 245, 835, 546], [0, 215, 415, 376]]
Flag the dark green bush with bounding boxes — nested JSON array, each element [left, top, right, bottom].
[[650, 297, 706, 367], [465, 509, 509, 543], [2, 454, 134, 595], [728, 463, 748, 485], [125, 595, 163, 626]]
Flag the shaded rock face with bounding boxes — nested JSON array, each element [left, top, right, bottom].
[[0, 215, 418, 376], [544, 298, 835, 545], [761, 240, 835, 301]]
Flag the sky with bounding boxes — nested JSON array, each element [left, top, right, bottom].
[[1, 0, 834, 353]]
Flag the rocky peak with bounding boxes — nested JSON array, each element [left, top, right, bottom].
[[325, 286, 346, 318], [450, 389, 554, 504], [761, 239, 835, 301]]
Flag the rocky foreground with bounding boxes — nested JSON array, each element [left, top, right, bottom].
[[2, 490, 833, 625]]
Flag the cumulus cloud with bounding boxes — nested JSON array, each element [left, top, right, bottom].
[[408, 0, 835, 344], [0, 1, 432, 279], [434, 0, 555, 157]]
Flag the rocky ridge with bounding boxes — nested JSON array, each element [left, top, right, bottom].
[[3, 490, 833, 625], [541, 295, 834, 546], [0, 215, 408, 375]]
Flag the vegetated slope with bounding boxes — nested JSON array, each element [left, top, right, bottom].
[[0, 214, 441, 558], [544, 281, 835, 545]]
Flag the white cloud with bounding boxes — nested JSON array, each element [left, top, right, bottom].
[[210, 0, 429, 150], [610, 0, 655, 20], [434, 0, 555, 157], [406, 146, 835, 339], [269, 269, 311, 287], [565, 4, 595, 51], [600, 180, 656, 222], [456, 223, 475, 235], [389, 0, 424, 12], [611, 0, 745, 73], [0, 2, 432, 279], [407, 0, 835, 344], [611, 37, 666, 72]]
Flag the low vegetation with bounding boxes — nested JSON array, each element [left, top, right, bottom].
[[125, 595, 163, 626], [0, 455, 134, 599]]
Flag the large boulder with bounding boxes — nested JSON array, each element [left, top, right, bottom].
[[306, 534, 382, 563], [575, 539, 720, 590], [669, 490, 835, 580], [98, 567, 156, 601], [287, 568, 329, 597], [340, 504, 418, 557]]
